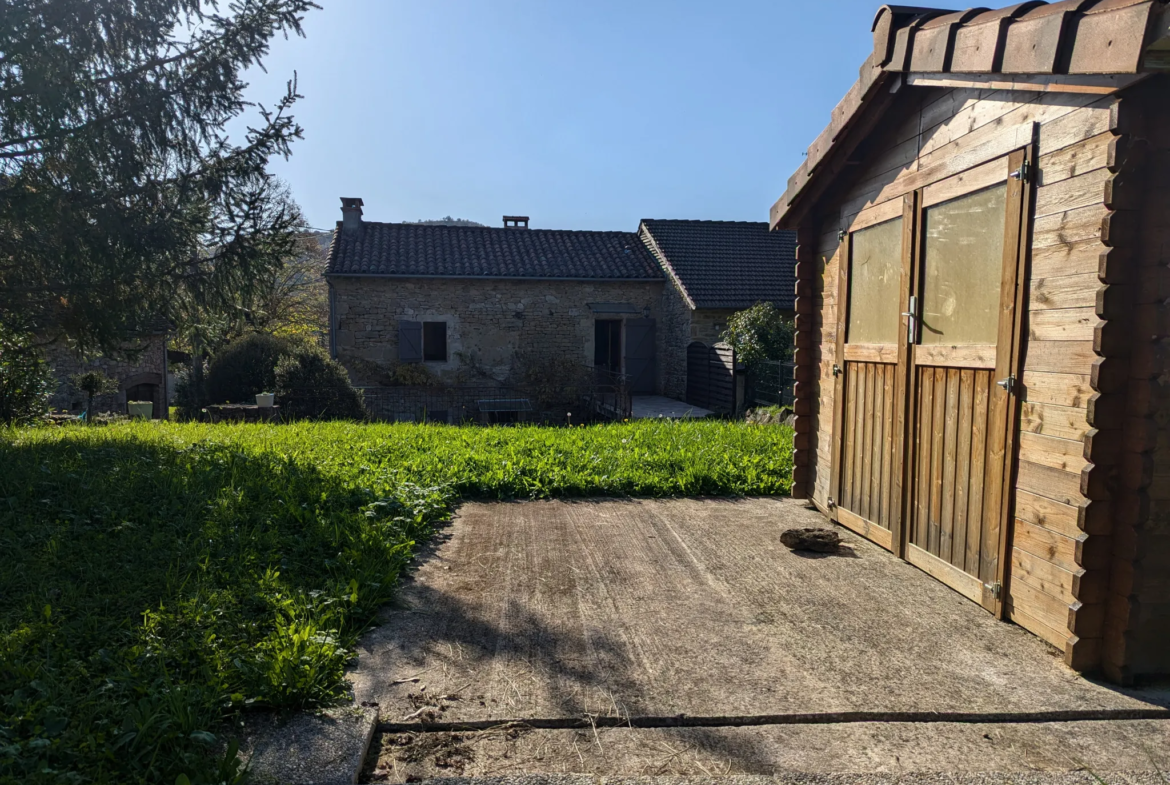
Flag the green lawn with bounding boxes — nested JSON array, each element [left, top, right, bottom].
[[0, 420, 792, 784]]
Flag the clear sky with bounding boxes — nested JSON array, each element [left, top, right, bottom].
[[238, 0, 959, 232]]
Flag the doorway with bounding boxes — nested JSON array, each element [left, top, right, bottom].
[[831, 149, 1031, 614], [594, 319, 622, 374]]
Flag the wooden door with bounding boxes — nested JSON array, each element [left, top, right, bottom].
[[903, 151, 1029, 615], [829, 200, 913, 552]]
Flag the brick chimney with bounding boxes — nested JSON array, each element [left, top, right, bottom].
[[340, 197, 364, 233], [503, 215, 529, 229]]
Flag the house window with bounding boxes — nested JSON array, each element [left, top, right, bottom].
[[594, 319, 622, 373], [423, 321, 447, 362]]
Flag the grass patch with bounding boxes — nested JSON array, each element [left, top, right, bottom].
[[0, 419, 792, 784]]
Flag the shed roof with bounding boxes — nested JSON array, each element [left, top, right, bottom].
[[771, 0, 1170, 229], [326, 222, 663, 281], [639, 220, 797, 311]]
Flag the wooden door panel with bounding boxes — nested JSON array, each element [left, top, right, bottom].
[[837, 359, 897, 546], [910, 366, 999, 580]]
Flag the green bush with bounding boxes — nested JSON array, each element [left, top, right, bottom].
[[0, 328, 54, 425], [275, 344, 365, 420], [204, 333, 295, 404], [721, 301, 794, 366]]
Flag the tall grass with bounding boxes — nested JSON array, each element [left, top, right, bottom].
[[0, 420, 792, 784]]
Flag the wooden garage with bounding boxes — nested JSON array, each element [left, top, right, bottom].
[[772, 0, 1169, 683]]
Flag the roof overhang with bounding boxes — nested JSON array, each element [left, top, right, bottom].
[[771, 0, 1170, 230]]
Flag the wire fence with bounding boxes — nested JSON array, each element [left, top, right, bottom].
[[746, 360, 796, 410]]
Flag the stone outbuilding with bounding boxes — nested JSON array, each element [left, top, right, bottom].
[[325, 199, 795, 399], [45, 332, 169, 419]]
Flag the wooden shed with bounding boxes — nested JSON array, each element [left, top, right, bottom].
[[772, 0, 1170, 683]]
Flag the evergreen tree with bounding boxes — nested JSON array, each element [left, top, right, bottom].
[[0, 0, 317, 354]]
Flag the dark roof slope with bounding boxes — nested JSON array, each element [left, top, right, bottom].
[[772, 0, 1170, 228], [326, 222, 663, 280], [640, 220, 796, 310]]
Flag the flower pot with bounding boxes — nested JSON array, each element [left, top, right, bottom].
[[256, 393, 275, 408], [127, 401, 153, 419]]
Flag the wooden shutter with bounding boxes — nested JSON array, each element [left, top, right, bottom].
[[399, 320, 422, 363]]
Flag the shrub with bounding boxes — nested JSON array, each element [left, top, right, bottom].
[[0, 328, 54, 424], [512, 351, 591, 409], [275, 344, 366, 420], [721, 302, 794, 366], [205, 333, 295, 404]]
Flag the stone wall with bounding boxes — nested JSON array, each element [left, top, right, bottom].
[[691, 309, 737, 345], [658, 277, 692, 400], [44, 334, 168, 418], [331, 277, 667, 392]]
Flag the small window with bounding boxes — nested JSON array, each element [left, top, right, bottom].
[[423, 321, 447, 362], [847, 216, 903, 345]]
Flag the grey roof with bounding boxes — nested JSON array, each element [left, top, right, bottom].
[[640, 220, 796, 310], [326, 222, 663, 280]]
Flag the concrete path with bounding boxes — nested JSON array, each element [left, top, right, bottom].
[[631, 396, 713, 419], [348, 498, 1169, 782]]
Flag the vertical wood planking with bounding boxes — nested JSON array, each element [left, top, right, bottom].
[[844, 364, 859, 513], [916, 368, 934, 548], [881, 364, 895, 529], [953, 368, 975, 568], [941, 368, 960, 563], [967, 371, 990, 575], [871, 363, 885, 525], [859, 363, 873, 521], [929, 367, 948, 556]]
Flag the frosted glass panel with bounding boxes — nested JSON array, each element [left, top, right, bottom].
[[847, 217, 903, 345], [920, 185, 1006, 346]]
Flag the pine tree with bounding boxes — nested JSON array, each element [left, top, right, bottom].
[[0, 0, 317, 354]]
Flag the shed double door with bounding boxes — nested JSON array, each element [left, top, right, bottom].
[[831, 150, 1030, 615]]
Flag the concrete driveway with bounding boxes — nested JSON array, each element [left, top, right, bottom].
[[351, 498, 1169, 781]]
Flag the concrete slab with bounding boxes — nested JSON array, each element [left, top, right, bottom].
[[351, 498, 1164, 723], [241, 705, 377, 785], [365, 719, 1170, 780], [348, 497, 1169, 779], [631, 397, 713, 419]]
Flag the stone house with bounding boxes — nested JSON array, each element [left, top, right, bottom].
[[45, 332, 169, 419], [325, 198, 795, 398]]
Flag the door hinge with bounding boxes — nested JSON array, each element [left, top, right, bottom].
[[827, 497, 837, 509], [1010, 160, 1032, 183], [837, 229, 847, 242], [996, 374, 1016, 395], [832, 363, 842, 377], [984, 581, 1002, 600]]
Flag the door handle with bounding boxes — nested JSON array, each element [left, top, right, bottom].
[[902, 295, 918, 344]]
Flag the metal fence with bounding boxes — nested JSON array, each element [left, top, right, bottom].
[[746, 360, 795, 410], [356, 367, 631, 424]]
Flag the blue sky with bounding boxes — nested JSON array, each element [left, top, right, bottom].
[[238, 0, 959, 232]]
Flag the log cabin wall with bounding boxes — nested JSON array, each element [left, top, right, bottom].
[[1102, 75, 1170, 683], [800, 83, 1135, 670]]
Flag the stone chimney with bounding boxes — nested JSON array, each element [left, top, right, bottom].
[[503, 215, 529, 229], [340, 197, 364, 233]]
